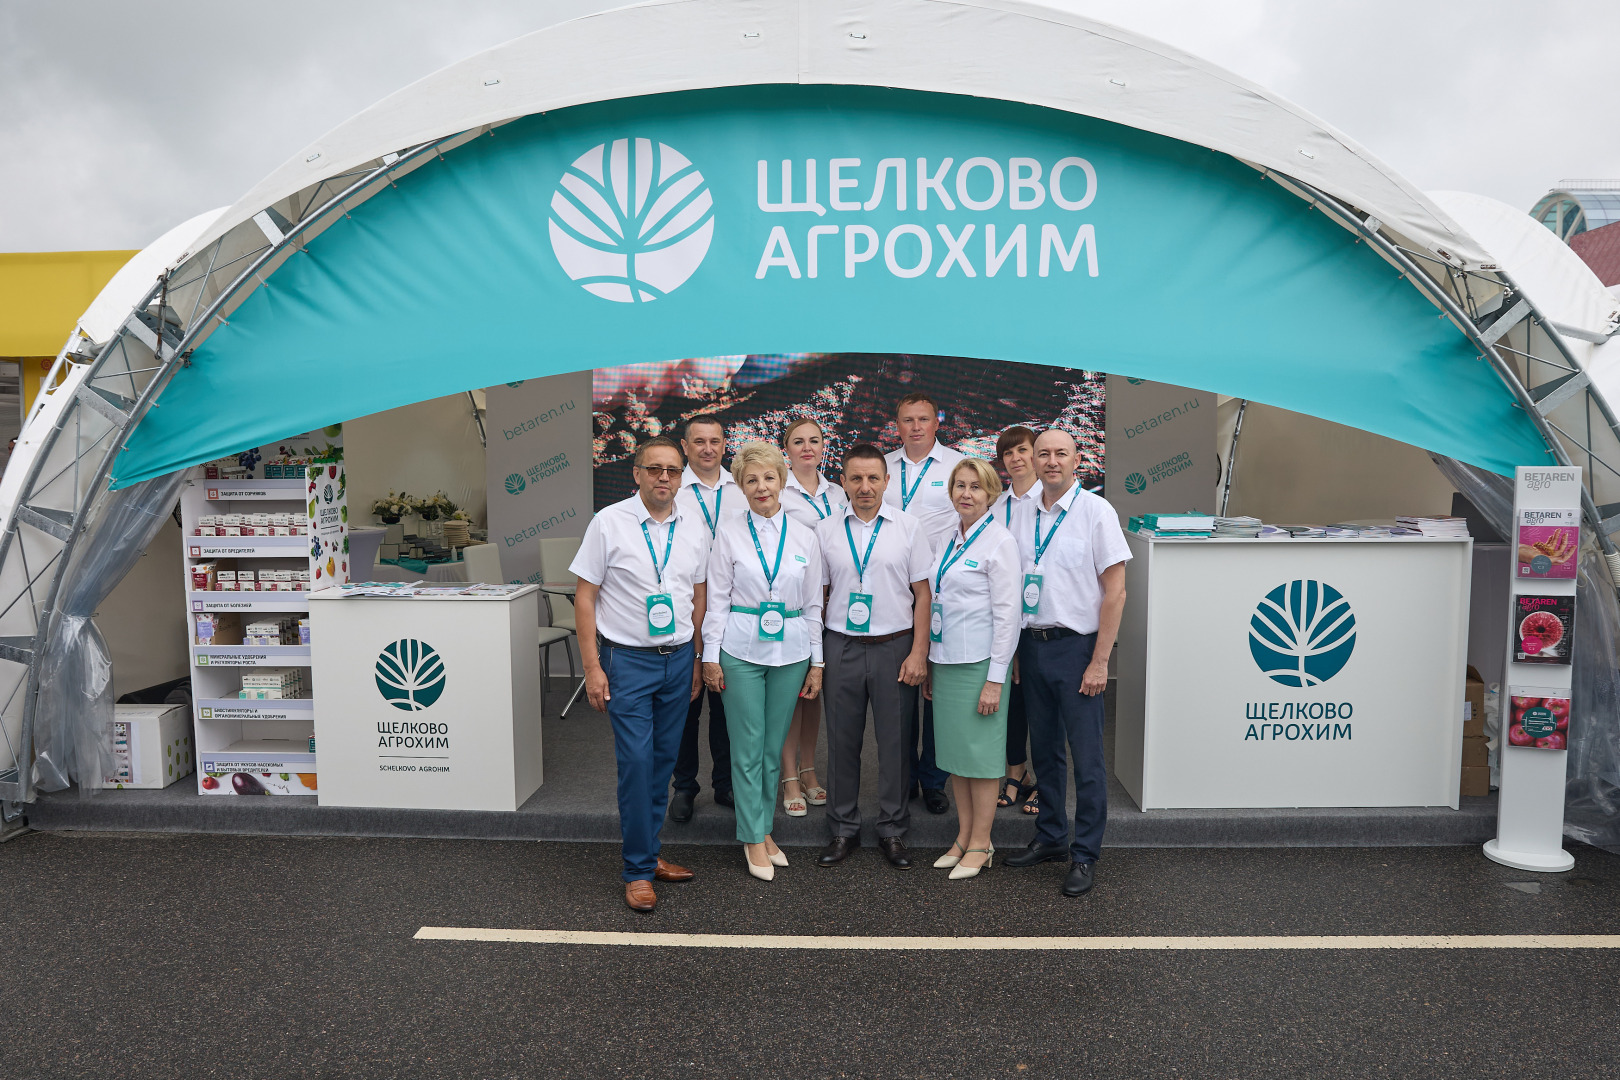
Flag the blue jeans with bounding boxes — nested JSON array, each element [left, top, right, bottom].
[[1019, 630, 1107, 863], [910, 696, 950, 791], [603, 639, 694, 882]]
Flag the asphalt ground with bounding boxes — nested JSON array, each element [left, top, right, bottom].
[[5, 830, 1620, 1079]]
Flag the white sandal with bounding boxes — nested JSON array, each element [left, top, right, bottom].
[[781, 777, 808, 817], [798, 769, 827, 807]]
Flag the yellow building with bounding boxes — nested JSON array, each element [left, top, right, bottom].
[[0, 250, 138, 429]]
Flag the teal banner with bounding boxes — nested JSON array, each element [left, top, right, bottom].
[[112, 85, 1545, 486]]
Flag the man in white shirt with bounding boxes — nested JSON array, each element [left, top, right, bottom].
[[670, 415, 744, 822], [1003, 429, 1130, 899], [816, 443, 934, 870], [882, 393, 964, 816], [570, 436, 710, 912]]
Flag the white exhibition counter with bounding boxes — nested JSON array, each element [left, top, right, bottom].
[[1116, 533, 1471, 810], [309, 585, 542, 811]]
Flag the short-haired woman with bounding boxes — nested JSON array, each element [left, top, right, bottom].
[[777, 417, 845, 817], [702, 442, 825, 880], [992, 425, 1041, 816], [925, 457, 1021, 879]]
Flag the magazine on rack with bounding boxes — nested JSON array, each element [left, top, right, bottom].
[[1507, 686, 1571, 750], [1513, 594, 1575, 665], [1516, 508, 1579, 579]]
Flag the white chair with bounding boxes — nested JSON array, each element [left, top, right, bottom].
[[463, 542, 572, 708], [460, 542, 502, 584], [538, 537, 584, 715]]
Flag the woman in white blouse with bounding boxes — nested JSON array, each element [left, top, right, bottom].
[[777, 418, 845, 817], [702, 442, 826, 881], [923, 457, 1021, 880]]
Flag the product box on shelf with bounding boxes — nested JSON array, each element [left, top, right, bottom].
[[105, 704, 194, 789], [195, 612, 243, 645]]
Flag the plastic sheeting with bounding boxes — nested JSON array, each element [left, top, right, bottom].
[[32, 471, 184, 797], [1432, 454, 1620, 851]]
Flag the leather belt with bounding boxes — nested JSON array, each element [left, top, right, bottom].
[[1025, 626, 1082, 642], [598, 635, 692, 656], [827, 629, 913, 645]]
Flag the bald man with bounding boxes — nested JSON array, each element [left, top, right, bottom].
[[1003, 430, 1129, 898]]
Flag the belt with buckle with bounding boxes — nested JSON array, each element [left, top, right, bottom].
[[598, 635, 691, 656], [1025, 626, 1081, 642], [827, 629, 913, 646]]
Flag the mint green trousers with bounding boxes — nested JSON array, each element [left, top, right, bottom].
[[719, 651, 810, 844]]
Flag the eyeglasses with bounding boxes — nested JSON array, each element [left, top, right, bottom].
[[636, 465, 682, 478]]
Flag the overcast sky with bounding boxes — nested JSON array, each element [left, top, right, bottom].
[[3, 0, 1617, 252]]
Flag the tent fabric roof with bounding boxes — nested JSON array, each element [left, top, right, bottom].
[[176, 0, 1492, 269]]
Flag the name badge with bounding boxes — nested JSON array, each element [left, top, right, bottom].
[[758, 600, 786, 642], [646, 593, 675, 637], [1021, 573, 1043, 616], [846, 592, 874, 633], [929, 601, 944, 643]]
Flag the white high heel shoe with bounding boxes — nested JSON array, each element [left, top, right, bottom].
[[744, 845, 775, 881], [767, 845, 789, 868], [933, 842, 966, 869], [949, 846, 994, 880]]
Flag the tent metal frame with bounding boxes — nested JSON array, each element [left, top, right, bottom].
[[2, 130, 1617, 807]]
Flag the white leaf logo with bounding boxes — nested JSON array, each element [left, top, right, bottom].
[[548, 137, 715, 303], [375, 638, 447, 711]]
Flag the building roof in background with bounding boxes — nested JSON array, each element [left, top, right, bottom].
[[1570, 219, 1620, 288], [1530, 180, 1620, 241]]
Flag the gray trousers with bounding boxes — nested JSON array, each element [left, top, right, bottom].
[[823, 629, 917, 839]]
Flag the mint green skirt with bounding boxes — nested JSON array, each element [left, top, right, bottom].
[[931, 659, 1009, 779]]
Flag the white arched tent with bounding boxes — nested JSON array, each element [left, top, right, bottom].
[[4, 0, 1619, 814]]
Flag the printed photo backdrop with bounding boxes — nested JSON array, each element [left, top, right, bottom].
[[592, 353, 1104, 508]]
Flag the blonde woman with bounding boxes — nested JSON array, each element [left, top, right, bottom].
[[924, 458, 1021, 880], [778, 417, 844, 816], [701, 442, 826, 881]]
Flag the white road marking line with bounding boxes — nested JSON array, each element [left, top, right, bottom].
[[415, 929, 1620, 951]]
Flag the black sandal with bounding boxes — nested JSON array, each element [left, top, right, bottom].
[[998, 776, 1036, 808], [1021, 787, 1041, 815]]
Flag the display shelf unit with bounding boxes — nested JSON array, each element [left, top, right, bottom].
[[180, 432, 348, 796]]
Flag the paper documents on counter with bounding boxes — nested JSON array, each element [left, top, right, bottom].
[[1395, 516, 1471, 537]]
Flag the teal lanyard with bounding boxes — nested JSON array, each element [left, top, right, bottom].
[[899, 458, 932, 510], [1033, 504, 1068, 567], [692, 483, 722, 535], [800, 489, 832, 519], [747, 513, 788, 594], [844, 515, 885, 588], [1003, 495, 1014, 527], [935, 518, 992, 594], [640, 518, 677, 585]]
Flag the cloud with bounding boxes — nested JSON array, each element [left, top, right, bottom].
[[3, 0, 1616, 251]]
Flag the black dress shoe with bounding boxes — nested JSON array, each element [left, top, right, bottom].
[[1062, 861, 1095, 897], [921, 788, 949, 815], [818, 835, 858, 866], [713, 788, 735, 809], [668, 789, 695, 823], [1004, 840, 1069, 867], [877, 836, 913, 870]]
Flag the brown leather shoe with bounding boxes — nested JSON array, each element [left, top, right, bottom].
[[625, 880, 657, 912], [654, 857, 694, 882]]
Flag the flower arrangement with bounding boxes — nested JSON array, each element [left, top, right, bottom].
[[418, 492, 458, 522], [370, 492, 413, 524], [449, 509, 472, 522]]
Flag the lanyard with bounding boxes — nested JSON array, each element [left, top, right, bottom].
[[844, 515, 884, 587], [935, 517, 992, 594], [898, 457, 932, 511], [747, 513, 788, 594], [1033, 503, 1068, 567], [1003, 494, 1014, 527], [799, 490, 833, 519], [640, 518, 677, 585], [691, 483, 722, 535]]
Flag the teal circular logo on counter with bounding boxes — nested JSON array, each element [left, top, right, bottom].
[[376, 639, 447, 711], [1249, 580, 1356, 687]]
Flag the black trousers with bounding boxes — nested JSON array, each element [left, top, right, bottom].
[[672, 684, 731, 796]]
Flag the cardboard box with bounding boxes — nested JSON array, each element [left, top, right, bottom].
[[1464, 666, 1486, 738], [1460, 764, 1490, 798], [1461, 735, 1489, 768], [105, 704, 194, 789], [194, 612, 243, 645]]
